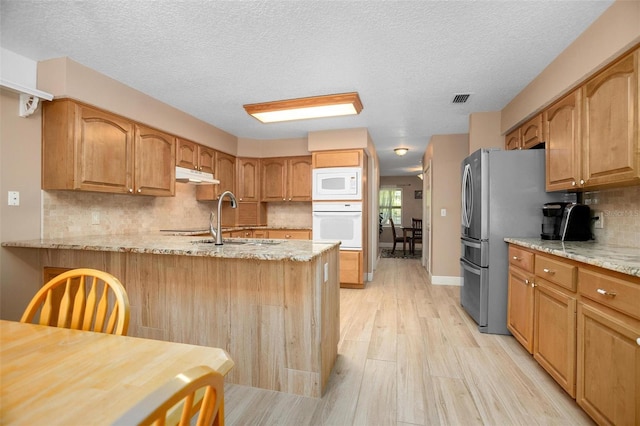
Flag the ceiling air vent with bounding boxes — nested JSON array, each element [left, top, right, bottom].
[[452, 93, 471, 104]]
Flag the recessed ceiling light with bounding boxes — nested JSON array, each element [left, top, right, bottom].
[[394, 148, 409, 156], [243, 92, 363, 123]]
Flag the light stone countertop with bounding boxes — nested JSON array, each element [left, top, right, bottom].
[[504, 237, 640, 278], [1, 233, 339, 262]]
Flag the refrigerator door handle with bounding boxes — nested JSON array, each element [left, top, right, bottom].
[[461, 164, 473, 228], [460, 257, 481, 275], [461, 237, 482, 249]]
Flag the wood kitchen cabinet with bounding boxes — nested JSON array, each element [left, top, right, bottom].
[[504, 114, 543, 150], [581, 48, 640, 188], [261, 156, 312, 202], [42, 99, 175, 196], [576, 267, 640, 426], [176, 138, 215, 174], [508, 243, 640, 424], [339, 250, 364, 289], [312, 149, 363, 168], [544, 89, 582, 191], [196, 150, 236, 201], [521, 114, 544, 149], [533, 254, 578, 398], [267, 229, 311, 240], [507, 245, 535, 352], [505, 128, 521, 150], [236, 157, 260, 202], [544, 46, 639, 191]]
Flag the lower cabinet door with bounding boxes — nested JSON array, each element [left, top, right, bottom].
[[507, 266, 534, 353], [339, 250, 363, 287], [533, 281, 576, 397], [576, 301, 640, 426]]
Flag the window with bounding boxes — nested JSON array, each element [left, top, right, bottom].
[[379, 188, 402, 226]]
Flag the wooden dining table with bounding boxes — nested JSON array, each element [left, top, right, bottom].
[[0, 320, 234, 425]]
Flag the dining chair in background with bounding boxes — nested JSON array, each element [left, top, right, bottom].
[[411, 218, 423, 254], [20, 268, 130, 335], [389, 218, 410, 254], [113, 365, 225, 426]]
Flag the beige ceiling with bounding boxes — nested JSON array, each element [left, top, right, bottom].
[[0, 0, 613, 175]]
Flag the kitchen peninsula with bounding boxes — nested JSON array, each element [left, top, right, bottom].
[[2, 234, 340, 398]]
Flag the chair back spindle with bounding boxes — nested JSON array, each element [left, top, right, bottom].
[[21, 268, 130, 335]]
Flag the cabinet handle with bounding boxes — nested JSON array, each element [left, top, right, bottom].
[[596, 288, 617, 297], [289, 198, 292, 201], [571, 181, 576, 186], [543, 268, 554, 274], [524, 279, 535, 287], [286, 234, 291, 238], [137, 189, 142, 193], [637, 337, 640, 346], [128, 188, 133, 193], [580, 179, 585, 185], [512, 256, 520, 261]]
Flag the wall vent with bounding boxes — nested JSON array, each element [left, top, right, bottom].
[[452, 93, 471, 104]]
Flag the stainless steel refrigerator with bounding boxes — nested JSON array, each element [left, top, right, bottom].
[[459, 148, 572, 334]]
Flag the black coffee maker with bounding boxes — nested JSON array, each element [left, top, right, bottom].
[[542, 202, 592, 241], [541, 202, 570, 240]]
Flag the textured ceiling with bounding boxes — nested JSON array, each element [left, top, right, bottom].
[[0, 0, 613, 176]]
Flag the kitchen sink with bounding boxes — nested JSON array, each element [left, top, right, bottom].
[[190, 239, 282, 246], [191, 239, 247, 245]]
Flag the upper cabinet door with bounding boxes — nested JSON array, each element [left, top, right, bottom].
[[176, 138, 198, 169], [288, 156, 312, 201], [582, 49, 640, 188], [544, 89, 582, 191], [521, 114, 543, 149], [505, 128, 521, 150], [215, 151, 236, 197], [198, 146, 216, 174], [134, 125, 175, 196], [261, 158, 287, 201], [237, 158, 260, 202], [76, 105, 134, 193]]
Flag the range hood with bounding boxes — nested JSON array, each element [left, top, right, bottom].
[[175, 166, 220, 184]]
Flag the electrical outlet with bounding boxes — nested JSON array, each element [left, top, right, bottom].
[[441, 208, 447, 217], [8, 191, 19, 206], [593, 210, 604, 229]]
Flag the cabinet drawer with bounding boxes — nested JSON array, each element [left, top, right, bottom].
[[579, 268, 640, 320], [268, 230, 310, 240], [509, 246, 534, 273], [535, 255, 577, 292]]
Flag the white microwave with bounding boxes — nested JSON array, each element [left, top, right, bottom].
[[312, 167, 362, 200]]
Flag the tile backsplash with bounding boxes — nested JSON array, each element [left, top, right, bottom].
[[43, 183, 312, 238], [583, 185, 640, 248], [41, 184, 639, 247]]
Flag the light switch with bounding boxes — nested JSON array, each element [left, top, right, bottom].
[[8, 191, 19, 206], [441, 208, 447, 217]]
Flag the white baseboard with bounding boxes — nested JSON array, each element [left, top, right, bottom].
[[431, 275, 461, 286]]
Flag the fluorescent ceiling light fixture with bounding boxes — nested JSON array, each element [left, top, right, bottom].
[[243, 92, 363, 123], [394, 148, 409, 156]]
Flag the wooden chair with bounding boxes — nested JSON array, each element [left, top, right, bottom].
[[411, 218, 423, 254], [113, 365, 225, 426], [389, 218, 410, 254], [20, 268, 130, 335]]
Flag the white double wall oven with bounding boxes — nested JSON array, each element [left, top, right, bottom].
[[312, 167, 363, 250]]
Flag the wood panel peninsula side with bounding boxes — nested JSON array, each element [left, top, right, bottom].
[[2, 235, 341, 398]]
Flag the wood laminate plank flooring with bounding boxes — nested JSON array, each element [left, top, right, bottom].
[[223, 257, 594, 425]]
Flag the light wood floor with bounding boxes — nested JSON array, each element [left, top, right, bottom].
[[224, 257, 594, 425]]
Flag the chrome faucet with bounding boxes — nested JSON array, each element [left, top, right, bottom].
[[209, 190, 238, 245]]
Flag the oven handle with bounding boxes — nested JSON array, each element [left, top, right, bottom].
[[460, 257, 481, 276], [312, 212, 362, 216]]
